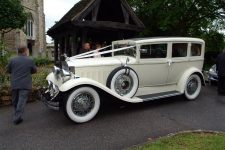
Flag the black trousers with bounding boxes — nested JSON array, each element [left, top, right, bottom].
[[218, 76, 225, 95], [12, 89, 30, 122]]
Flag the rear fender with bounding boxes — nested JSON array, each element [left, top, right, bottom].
[[177, 67, 205, 93]]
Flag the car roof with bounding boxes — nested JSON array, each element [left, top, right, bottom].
[[112, 37, 205, 44]]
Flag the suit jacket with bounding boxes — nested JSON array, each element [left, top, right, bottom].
[[216, 52, 225, 76], [6, 55, 37, 90]]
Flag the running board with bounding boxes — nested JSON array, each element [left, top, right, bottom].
[[137, 91, 182, 102]]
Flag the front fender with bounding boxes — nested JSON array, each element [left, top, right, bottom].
[[59, 78, 143, 103], [177, 67, 205, 93]]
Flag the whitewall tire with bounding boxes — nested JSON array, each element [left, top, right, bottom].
[[107, 67, 139, 98], [184, 74, 202, 100], [65, 87, 100, 123]]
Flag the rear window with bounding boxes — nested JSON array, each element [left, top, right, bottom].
[[172, 43, 188, 57], [191, 44, 202, 56]]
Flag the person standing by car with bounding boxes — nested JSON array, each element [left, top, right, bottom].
[[216, 49, 225, 95], [6, 46, 37, 125], [81, 42, 91, 53]]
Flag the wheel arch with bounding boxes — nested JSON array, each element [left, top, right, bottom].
[[177, 67, 205, 93]]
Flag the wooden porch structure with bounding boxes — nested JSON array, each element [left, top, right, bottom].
[[47, 0, 145, 61]]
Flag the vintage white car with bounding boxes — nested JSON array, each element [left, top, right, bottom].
[[41, 37, 205, 123]]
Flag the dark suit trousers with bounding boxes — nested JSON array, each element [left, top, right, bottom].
[[218, 76, 225, 95], [12, 89, 30, 121]]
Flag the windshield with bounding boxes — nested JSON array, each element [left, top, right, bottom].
[[113, 44, 136, 58]]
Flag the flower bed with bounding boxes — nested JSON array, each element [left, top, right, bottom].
[[0, 66, 51, 107]]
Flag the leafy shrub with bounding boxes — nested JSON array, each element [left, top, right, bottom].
[[0, 42, 11, 89], [34, 57, 53, 67], [32, 67, 51, 88]]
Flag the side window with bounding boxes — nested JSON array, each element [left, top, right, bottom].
[[191, 44, 201, 56], [172, 43, 188, 57], [140, 44, 167, 59]]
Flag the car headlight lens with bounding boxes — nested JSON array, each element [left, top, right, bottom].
[[52, 66, 61, 79], [62, 61, 69, 72]]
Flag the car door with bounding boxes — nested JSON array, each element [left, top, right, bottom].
[[167, 42, 189, 84], [135, 43, 169, 87]]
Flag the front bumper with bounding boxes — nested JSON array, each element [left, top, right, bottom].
[[39, 88, 60, 111]]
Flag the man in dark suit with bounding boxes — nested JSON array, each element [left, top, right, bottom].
[[216, 49, 225, 95], [6, 46, 37, 125]]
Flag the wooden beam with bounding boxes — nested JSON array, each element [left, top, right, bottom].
[[121, 4, 129, 24], [71, 34, 78, 56], [92, 1, 100, 21], [65, 36, 70, 56], [54, 39, 59, 61], [72, 20, 143, 31], [81, 29, 88, 45], [78, 0, 101, 21], [120, 0, 145, 28], [59, 37, 65, 60]]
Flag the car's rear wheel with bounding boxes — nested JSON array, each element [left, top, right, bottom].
[[64, 87, 100, 123], [106, 67, 139, 98], [184, 74, 202, 100]]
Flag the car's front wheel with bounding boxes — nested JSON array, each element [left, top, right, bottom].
[[184, 74, 202, 100], [64, 87, 100, 123]]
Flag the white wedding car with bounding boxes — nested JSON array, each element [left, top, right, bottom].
[[41, 37, 205, 123]]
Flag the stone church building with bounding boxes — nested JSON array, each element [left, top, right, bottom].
[[4, 0, 46, 57]]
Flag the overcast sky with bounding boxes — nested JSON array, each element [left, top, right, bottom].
[[44, 0, 79, 43]]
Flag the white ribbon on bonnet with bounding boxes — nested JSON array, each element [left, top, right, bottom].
[[70, 45, 135, 59]]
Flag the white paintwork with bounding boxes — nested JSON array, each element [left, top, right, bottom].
[[46, 37, 205, 103]]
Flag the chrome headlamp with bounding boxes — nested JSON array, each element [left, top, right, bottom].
[[61, 61, 71, 76], [52, 66, 61, 80]]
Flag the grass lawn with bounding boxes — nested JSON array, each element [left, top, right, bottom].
[[133, 132, 225, 150]]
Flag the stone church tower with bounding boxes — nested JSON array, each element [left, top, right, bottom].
[[4, 0, 46, 57]]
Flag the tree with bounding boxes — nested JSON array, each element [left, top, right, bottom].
[[0, 0, 27, 41], [128, 0, 225, 37], [128, 0, 225, 53]]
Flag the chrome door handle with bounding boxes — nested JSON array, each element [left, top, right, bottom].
[[167, 60, 173, 66]]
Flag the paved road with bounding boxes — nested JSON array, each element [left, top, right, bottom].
[[1, 85, 225, 150]]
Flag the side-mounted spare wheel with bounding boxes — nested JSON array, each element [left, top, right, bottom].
[[106, 66, 139, 98], [64, 87, 100, 123], [184, 74, 202, 100]]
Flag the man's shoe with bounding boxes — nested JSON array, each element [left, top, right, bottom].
[[13, 118, 23, 125]]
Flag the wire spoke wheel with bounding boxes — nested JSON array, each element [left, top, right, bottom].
[[72, 92, 95, 117], [185, 74, 202, 100], [114, 74, 134, 96]]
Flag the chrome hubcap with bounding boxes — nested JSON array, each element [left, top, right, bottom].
[[71, 92, 95, 117], [187, 78, 198, 95], [114, 74, 133, 96]]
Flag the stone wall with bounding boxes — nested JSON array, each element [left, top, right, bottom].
[[3, 0, 46, 57], [0, 87, 39, 107]]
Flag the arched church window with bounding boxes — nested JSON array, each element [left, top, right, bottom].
[[26, 20, 33, 37]]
